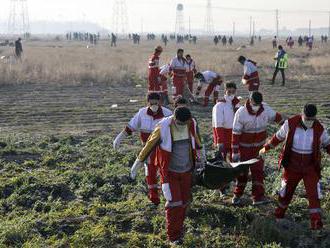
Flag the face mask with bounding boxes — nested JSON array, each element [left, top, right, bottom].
[[251, 105, 260, 112], [150, 105, 159, 113], [302, 119, 314, 128], [225, 95, 235, 101], [175, 121, 186, 126]]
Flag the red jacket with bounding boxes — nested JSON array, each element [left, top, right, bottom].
[[148, 53, 160, 83], [138, 117, 201, 183], [265, 115, 329, 177]]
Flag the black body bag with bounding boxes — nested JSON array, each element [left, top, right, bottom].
[[194, 156, 258, 190]]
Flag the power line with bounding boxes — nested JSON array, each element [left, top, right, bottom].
[[8, 0, 30, 35], [112, 0, 129, 34], [204, 0, 214, 35]]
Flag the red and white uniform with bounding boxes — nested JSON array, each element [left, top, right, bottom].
[[232, 100, 283, 201], [196, 71, 223, 106], [159, 64, 170, 96], [125, 106, 172, 204], [212, 96, 240, 159], [242, 60, 260, 92], [185, 59, 197, 92], [169, 56, 187, 98], [137, 116, 201, 242], [148, 53, 161, 93], [264, 115, 330, 229]]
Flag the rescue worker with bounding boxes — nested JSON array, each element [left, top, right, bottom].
[[113, 93, 172, 205], [148, 46, 163, 93], [238, 56, 260, 94], [194, 71, 224, 106], [260, 104, 330, 230], [271, 45, 288, 86], [185, 54, 197, 93], [130, 107, 202, 245], [169, 49, 187, 99], [231, 92, 284, 205], [212, 83, 240, 161]]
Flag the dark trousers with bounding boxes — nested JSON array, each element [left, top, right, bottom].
[[272, 66, 285, 85]]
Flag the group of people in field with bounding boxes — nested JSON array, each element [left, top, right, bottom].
[[113, 44, 330, 245]]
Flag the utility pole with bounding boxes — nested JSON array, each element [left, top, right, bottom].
[[275, 9, 279, 37], [309, 19, 311, 37], [233, 22, 235, 38], [328, 11, 330, 37], [253, 20, 255, 37], [140, 17, 143, 35], [249, 16, 252, 38], [189, 16, 191, 35]]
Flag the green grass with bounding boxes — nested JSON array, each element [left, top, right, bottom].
[[1, 130, 330, 248]]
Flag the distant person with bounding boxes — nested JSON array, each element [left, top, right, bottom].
[[286, 36, 294, 48], [111, 33, 117, 47], [213, 36, 219, 46], [163, 36, 168, 46], [15, 38, 23, 61], [229, 36, 233, 45], [298, 36, 303, 47], [272, 36, 278, 49], [307, 36, 313, 51], [271, 45, 288, 86], [222, 36, 227, 46]]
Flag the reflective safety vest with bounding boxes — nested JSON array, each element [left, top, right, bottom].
[[277, 53, 288, 69]]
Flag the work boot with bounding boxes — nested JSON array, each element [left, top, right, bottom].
[[252, 197, 271, 206], [231, 195, 241, 205], [170, 239, 183, 246]]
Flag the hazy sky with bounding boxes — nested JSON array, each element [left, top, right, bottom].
[[0, 0, 329, 33]]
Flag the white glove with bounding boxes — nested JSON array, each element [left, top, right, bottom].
[[197, 145, 207, 163], [113, 131, 127, 150], [162, 183, 172, 201], [232, 153, 240, 162], [130, 159, 143, 180]]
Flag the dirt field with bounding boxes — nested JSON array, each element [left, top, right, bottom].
[[0, 38, 330, 247], [0, 38, 329, 135]]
